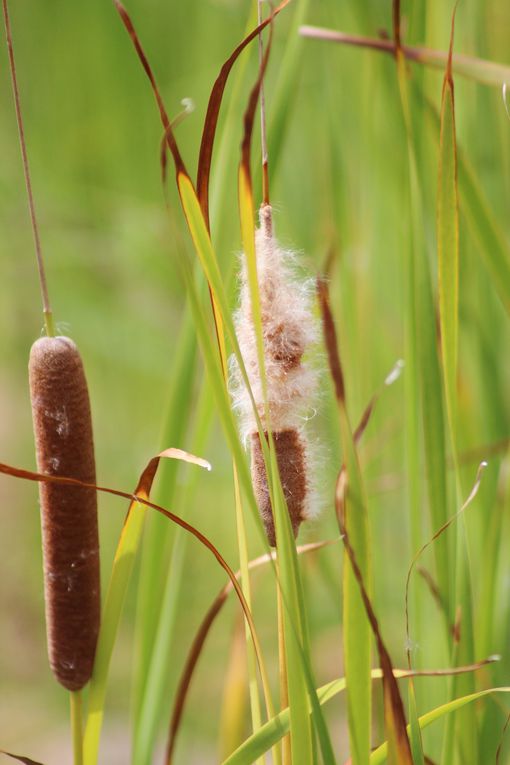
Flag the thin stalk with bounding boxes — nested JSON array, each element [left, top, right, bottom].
[[232, 466, 271, 765], [2, 0, 55, 337], [277, 564, 291, 765], [257, 0, 271, 211], [299, 25, 510, 88], [70, 690, 84, 765]]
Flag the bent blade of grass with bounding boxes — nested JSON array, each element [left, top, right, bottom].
[[196, 0, 291, 227], [0, 752, 46, 765], [0, 460, 274, 754], [165, 541, 335, 764], [370, 688, 510, 765], [82, 448, 211, 765], [222, 661, 497, 765]]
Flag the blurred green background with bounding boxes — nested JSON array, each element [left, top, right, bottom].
[[1, 0, 509, 762]]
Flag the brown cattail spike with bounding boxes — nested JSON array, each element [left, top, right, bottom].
[[29, 336, 100, 691], [250, 430, 308, 547]]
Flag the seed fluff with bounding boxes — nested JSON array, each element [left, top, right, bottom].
[[231, 204, 320, 546]]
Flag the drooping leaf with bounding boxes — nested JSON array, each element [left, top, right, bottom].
[[221, 661, 498, 765], [0, 751, 46, 765], [370, 687, 510, 764], [165, 540, 334, 764], [196, 0, 291, 226], [0, 458, 272, 765], [299, 26, 510, 87]]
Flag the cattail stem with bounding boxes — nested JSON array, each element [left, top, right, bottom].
[[70, 690, 84, 765], [276, 566, 291, 764], [257, 0, 272, 214], [2, 0, 55, 336]]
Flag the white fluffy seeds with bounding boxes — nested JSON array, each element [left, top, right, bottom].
[[231, 205, 320, 545]]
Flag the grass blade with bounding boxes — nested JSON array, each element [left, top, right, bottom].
[[456, 136, 510, 315], [370, 688, 510, 764], [196, 0, 291, 226], [222, 661, 496, 765], [165, 541, 334, 763], [317, 280, 372, 765], [437, 12, 459, 437], [0, 458, 272, 713], [395, 34, 452, 631]]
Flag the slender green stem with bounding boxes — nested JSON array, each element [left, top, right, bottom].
[[70, 690, 84, 765], [44, 310, 56, 338], [232, 465, 267, 765], [276, 566, 290, 765], [2, 0, 55, 334]]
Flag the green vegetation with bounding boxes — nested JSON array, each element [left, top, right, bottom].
[[1, 0, 509, 763]]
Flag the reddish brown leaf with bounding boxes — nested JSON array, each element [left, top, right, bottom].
[[164, 540, 333, 764], [318, 277, 412, 762], [0, 460, 265, 696], [239, 19, 274, 184], [316, 278, 346, 405], [197, 0, 291, 226], [0, 751, 45, 765], [113, 0, 187, 177]]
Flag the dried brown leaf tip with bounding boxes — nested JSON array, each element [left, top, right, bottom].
[[232, 205, 320, 546], [29, 336, 100, 690]]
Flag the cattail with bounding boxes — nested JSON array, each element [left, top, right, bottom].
[[232, 205, 319, 546], [29, 336, 100, 691]]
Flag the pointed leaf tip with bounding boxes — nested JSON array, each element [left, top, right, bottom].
[[158, 447, 212, 472]]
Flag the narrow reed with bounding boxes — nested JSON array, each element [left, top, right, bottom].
[[232, 204, 319, 546], [29, 336, 100, 691]]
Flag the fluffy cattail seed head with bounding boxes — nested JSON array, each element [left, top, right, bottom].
[[29, 336, 100, 691], [232, 206, 319, 546]]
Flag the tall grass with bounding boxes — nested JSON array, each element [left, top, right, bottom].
[[1, 1, 510, 764]]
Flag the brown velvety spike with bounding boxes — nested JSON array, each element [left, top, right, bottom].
[[250, 430, 307, 547], [29, 336, 100, 691]]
